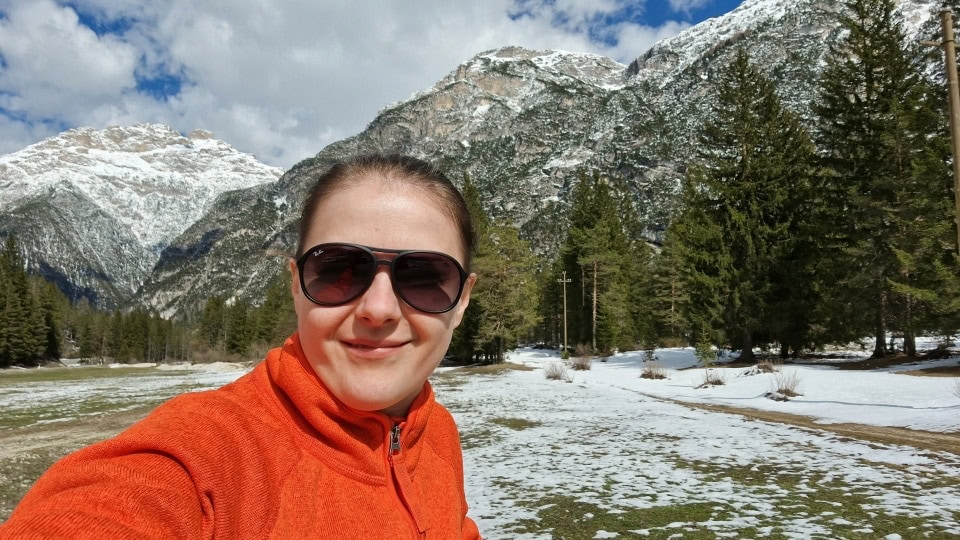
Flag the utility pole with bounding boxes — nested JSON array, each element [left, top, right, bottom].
[[557, 271, 571, 356], [924, 9, 960, 255]]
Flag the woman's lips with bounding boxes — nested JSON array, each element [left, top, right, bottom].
[[342, 339, 409, 356]]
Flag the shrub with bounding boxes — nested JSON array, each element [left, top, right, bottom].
[[772, 370, 803, 398], [757, 359, 779, 373], [574, 343, 592, 358], [545, 362, 572, 382], [640, 361, 667, 380], [697, 368, 726, 388], [952, 378, 960, 400], [570, 355, 592, 371]]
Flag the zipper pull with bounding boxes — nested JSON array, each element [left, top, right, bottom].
[[390, 424, 402, 455]]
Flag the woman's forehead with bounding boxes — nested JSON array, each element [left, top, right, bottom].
[[305, 182, 466, 261]]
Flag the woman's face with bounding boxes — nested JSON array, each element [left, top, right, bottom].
[[290, 178, 475, 417]]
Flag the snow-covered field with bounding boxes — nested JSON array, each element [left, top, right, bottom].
[[1, 346, 958, 537], [437, 347, 960, 538], [0, 363, 247, 430]]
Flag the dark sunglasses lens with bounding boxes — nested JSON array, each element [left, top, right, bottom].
[[393, 253, 463, 312], [301, 245, 375, 305]]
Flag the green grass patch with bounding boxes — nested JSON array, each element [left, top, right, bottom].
[[489, 417, 541, 431], [0, 366, 179, 384], [460, 427, 500, 450], [510, 495, 728, 539], [491, 455, 960, 538], [448, 362, 535, 375]]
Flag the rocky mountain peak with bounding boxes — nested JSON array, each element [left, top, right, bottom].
[[0, 122, 282, 249], [0, 123, 283, 308]]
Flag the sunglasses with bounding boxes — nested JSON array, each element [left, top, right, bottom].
[[295, 243, 468, 313]]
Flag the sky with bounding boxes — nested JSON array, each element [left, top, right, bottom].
[[0, 0, 745, 169]]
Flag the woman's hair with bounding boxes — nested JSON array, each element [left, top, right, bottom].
[[297, 154, 476, 270]]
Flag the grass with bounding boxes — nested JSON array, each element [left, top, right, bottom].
[[0, 366, 202, 430], [489, 417, 541, 430], [0, 365, 182, 384], [495, 455, 957, 539]]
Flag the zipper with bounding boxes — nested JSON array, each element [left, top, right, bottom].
[[387, 423, 425, 538], [390, 423, 402, 456], [387, 422, 423, 537]]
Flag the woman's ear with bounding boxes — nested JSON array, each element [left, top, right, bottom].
[[451, 273, 477, 329]]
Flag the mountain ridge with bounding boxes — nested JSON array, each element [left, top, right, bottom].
[[0, 123, 283, 308], [0, 0, 944, 316]]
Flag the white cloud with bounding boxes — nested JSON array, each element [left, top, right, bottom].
[[669, 0, 712, 15], [0, 0, 138, 113], [0, 0, 701, 168]]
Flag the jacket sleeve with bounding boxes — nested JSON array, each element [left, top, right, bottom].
[[462, 514, 482, 539], [0, 441, 208, 539]]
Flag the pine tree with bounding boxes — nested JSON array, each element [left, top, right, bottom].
[[815, 0, 957, 357], [35, 279, 66, 360], [0, 236, 45, 366], [251, 270, 297, 346], [226, 300, 253, 356], [672, 48, 816, 361], [472, 222, 540, 362], [449, 174, 490, 363], [553, 170, 653, 353], [650, 235, 690, 345], [663, 174, 730, 350], [199, 296, 227, 348]]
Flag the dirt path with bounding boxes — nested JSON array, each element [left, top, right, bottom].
[[643, 394, 960, 457], [0, 407, 152, 460]]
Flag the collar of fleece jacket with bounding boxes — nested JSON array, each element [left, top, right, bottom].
[[262, 333, 434, 481]]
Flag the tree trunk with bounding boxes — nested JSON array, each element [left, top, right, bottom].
[[871, 292, 887, 359], [904, 333, 916, 358], [740, 331, 754, 363]]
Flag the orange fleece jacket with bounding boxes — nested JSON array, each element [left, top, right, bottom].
[[1, 334, 481, 539]]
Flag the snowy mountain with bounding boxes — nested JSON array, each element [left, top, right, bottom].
[[0, 124, 282, 308], [0, 0, 946, 316]]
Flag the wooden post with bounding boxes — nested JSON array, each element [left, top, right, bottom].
[[557, 271, 571, 355], [926, 10, 960, 255]]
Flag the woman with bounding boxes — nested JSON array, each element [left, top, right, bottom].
[[1, 155, 482, 539]]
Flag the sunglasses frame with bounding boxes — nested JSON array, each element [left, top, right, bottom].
[[295, 242, 469, 314]]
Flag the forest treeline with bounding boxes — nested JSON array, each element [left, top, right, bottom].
[[0, 233, 296, 368], [3, 0, 959, 367]]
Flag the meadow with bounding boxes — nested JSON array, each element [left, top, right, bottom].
[[1, 348, 958, 539]]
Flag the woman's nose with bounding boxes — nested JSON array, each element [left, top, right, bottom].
[[354, 268, 402, 324]]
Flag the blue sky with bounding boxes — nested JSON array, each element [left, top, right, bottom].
[[0, 0, 746, 168]]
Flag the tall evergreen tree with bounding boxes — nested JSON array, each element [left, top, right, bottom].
[[815, 0, 957, 357], [251, 270, 297, 346], [449, 174, 489, 363], [554, 170, 652, 353], [472, 222, 540, 362], [226, 300, 253, 356], [199, 296, 227, 348], [35, 279, 65, 360], [673, 48, 816, 361], [0, 235, 44, 367]]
